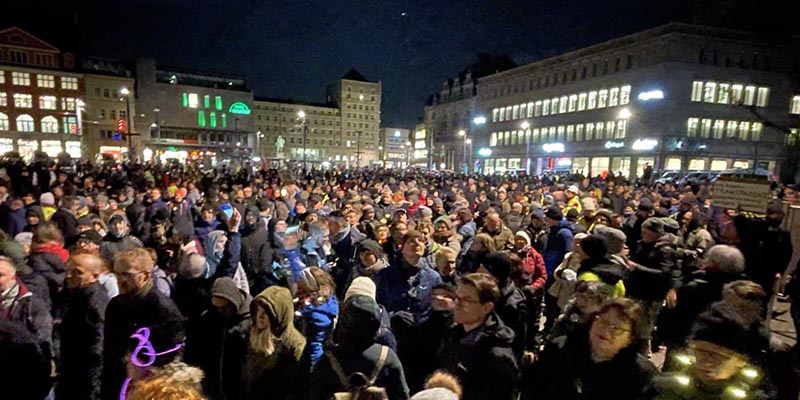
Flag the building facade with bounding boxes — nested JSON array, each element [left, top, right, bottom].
[[425, 76, 478, 171], [80, 57, 137, 160], [327, 69, 382, 167], [134, 59, 255, 164], [476, 23, 800, 178], [411, 122, 429, 168], [0, 27, 83, 159], [379, 127, 410, 168]]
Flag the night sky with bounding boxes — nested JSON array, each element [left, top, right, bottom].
[[3, 0, 695, 126]]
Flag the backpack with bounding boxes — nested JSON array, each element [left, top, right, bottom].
[[327, 345, 389, 400]]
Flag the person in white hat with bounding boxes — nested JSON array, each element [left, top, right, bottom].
[[563, 186, 582, 215]]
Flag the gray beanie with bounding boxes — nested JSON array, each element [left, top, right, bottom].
[[592, 225, 626, 254]]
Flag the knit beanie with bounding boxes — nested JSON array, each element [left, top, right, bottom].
[[515, 231, 531, 246], [433, 215, 452, 230], [591, 225, 626, 254], [39, 193, 55, 206], [480, 252, 512, 284], [642, 217, 665, 234], [0, 240, 27, 266], [344, 276, 377, 301], [545, 206, 563, 221]]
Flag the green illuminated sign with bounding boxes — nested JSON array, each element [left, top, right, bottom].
[[228, 102, 251, 115]]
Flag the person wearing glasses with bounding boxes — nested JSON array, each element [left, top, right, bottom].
[[437, 273, 519, 400], [523, 297, 656, 400]]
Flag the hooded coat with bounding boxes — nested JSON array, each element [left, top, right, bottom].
[[240, 206, 274, 292], [100, 215, 143, 265], [543, 219, 574, 275], [309, 295, 410, 400], [29, 241, 69, 311], [23, 206, 44, 233], [241, 286, 306, 400], [301, 295, 339, 367], [330, 224, 367, 298], [437, 312, 519, 400]]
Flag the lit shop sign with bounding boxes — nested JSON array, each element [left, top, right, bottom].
[[478, 148, 492, 156], [604, 141, 624, 149], [228, 102, 252, 115], [557, 158, 572, 167], [638, 90, 664, 101], [542, 143, 565, 153], [632, 138, 658, 151]]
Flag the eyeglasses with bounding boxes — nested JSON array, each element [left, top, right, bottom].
[[593, 316, 632, 337], [454, 296, 482, 306]]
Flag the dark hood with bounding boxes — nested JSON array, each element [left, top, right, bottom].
[[25, 206, 44, 221], [334, 294, 381, 352]]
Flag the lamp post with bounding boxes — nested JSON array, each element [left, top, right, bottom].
[[297, 110, 308, 171], [120, 87, 133, 160], [521, 121, 531, 174], [465, 138, 473, 173], [457, 129, 466, 172], [471, 116, 486, 173]]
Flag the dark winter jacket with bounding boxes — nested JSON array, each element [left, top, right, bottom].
[[169, 198, 195, 238], [100, 232, 143, 265], [330, 225, 367, 298], [457, 220, 477, 257], [375, 256, 442, 316], [50, 208, 79, 245], [5, 206, 26, 236], [29, 242, 68, 312], [0, 278, 53, 362], [239, 212, 274, 292], [437, 312, 519, 400], [525, 325, 656, 400], [100, 284, 185, 400], [57, 282, 109, 400], [543, 220, 574, 275], [310, 295, 410, 400], [194, 217, 222, 249], [628, 235, 680, 302], [496, 281, 529, 358], [0, 319, 52, 400]]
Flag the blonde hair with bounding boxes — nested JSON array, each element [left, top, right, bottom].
[[127, 375, 206, 400], [114, 248, 154, 273], [434, 246, 456, 266], [249, 324, 276, 356], [471, 233, 497, 253]]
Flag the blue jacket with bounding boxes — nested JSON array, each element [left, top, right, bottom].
[[457, 221, 477, 257], [301, 295, 339, 366], [376, 257, 442, 315], [543, 220, 574, 275]]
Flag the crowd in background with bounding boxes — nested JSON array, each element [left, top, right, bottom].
[[0, 159, 799, 400]]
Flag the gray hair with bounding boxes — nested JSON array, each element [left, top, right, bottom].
[[704, 245, 745, 275], [178, 253, 208, 278]]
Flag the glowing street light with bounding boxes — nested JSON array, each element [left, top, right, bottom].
[[521, 121, 532, 174], [457, 130, 466, 137], [473, 116, 486, 125], [618, 108, 632, 119]]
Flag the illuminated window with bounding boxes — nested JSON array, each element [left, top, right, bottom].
[[209, 112, 217, 128], [585, 123, 594, 141], [588, 91, 597, 109], [0, 92, 6, 107], [215, 96, 223, 110], [534, 101, 542, 116], [40, 116, 58, 133], [700, 119, 712, 138], [703, 82, 716, 103], [595, 122, 605, 139], [687, 118, 699, 137], [791, 95, 800, 114], [38, 95, 57, 110], [542, 100, 550, 116], [551, 97, 559, 114], [12, 72, 30, 86], [576, 124, 584, 141], [16, 114, 34, 132], [532, 128, 540, 143], [198, 111, 206, 127], [731, 84, 743, 104], [558, 96, 567, 113], [549, 127, 557, 141], [492, 109, 498, 122], [788, 129, 800, 145], [606, 121, 616, 139], [756, 87, 769, 107], [14, 94, 33, 108], [0, 112, 7, 131], [598, 90, 608, 108], [0, 70, 4, 84], [61, 98, 76, 111], [61, 77, 78, 90], [221, 113, 227, 128], [615, 120, 627, 139], [751, 122, 763, 141], [204, 95, 210, 109], [37, 74, 55, 88], [738, 121, 750, 140], [566, 125, 574, 142], [743, 86, 756, 105], [717, 83, 730, 104], [712, 120, 725, 139], [62, 116, 77, 134], [490, 132, 497, 147], [527, 102, 534, 118], [499, 108, 506, 121], [609, 87, 619, 106], [568, 95, 577, 112], [726, 120, 738, 139], [691, 81, 703, 102], [510, 130, 517, 145], [182, 93, 189, 107], [620, 86, 631, 105], [506, 106, 512, 120], [578, 93, 587, 111], [188, 93, 199, 108], [512, 105, 519, 120]]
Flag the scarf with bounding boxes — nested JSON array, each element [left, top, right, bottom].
[[0, 280, 20, 315], [32, 242, 69, 263]]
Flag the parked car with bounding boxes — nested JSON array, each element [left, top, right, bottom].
[[713, 167, 771, 182], [679, 170, 717, 186], [655, 170, 683, 185]]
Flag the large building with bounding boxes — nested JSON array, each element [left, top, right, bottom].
[[379, 127, 410, 168], [0, 27, 83, 159], [425, 54, 516, 171], [134, 59, 255, 164], [80, 57, 137, 160], [476, 23, 800, 178], [253, 69, 382, 168]]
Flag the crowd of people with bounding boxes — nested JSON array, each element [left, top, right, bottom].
[[0, 160, 798, 400]]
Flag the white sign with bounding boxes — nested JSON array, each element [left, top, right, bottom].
[[542, 143, 565, 153], [712, 176, 771, 213], [604, 141, 624, 149], [632, 139, 658, 151], [638, 90, 664, 101], [478, 148, 492, 156]]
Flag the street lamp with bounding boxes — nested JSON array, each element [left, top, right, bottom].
[[465, 138, 473, 173], [618, 108, 632, 119], [297, 110, 308, 171], [120, 87, 133, 160], [521, 121, 531, 174]]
